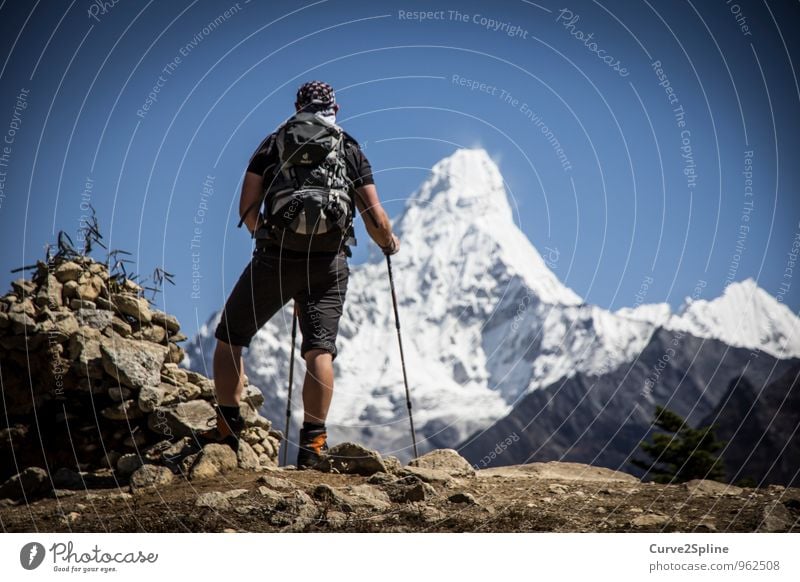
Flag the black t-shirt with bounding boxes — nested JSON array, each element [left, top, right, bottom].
[[246, 130, 375, 190]]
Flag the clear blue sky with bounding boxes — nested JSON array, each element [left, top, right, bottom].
[[1, 0, 798, 336]]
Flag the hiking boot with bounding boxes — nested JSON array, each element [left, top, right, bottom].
[[193, 406, 245, 452], [296, 427, 328, 469]]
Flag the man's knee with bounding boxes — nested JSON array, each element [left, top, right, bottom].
[[215, 340, 243, 361], [304, 348, 333, 364]]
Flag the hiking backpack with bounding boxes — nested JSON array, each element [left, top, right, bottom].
[[256, 111, 356, 253]]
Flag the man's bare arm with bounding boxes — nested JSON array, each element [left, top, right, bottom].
[[239, 172, 264, 234], [354, 184, 399, 253]]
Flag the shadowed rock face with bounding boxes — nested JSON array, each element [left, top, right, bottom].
[[699, 364, 800, 487], [458, 328, 799, 486]]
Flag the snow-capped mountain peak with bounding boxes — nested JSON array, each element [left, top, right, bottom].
[[668, 278, 800, 359]]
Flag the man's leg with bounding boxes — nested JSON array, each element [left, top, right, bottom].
[[301, 348, 334, 425], [213, 340, 245, 406]]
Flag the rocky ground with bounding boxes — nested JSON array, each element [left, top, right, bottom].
[[2, 447, 798, 533]]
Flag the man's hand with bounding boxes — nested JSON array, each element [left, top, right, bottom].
[[381, 233, 400, 255]]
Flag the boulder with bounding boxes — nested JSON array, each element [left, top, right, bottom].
[[408, 449, 475, 478], [189, 444, 238, 481], [76, 308, 114, 331], [116, 454, 143, 477], [319, 442, 387, 476], [54, 261, 82, 283], [758, 501, 796, 532], [479, 461, 638, 483], [148, 399, 215, 439], [0, 467, 50, 501], [631, 514, 670, 528], [129, 465, 174, 492], [345, 484, 393, 511], [237, 441, 260, 470], [101, 399, 142, 421], [151, 310, 181, 333], [256, 474, 292, 490], [112, 293, 152, 323], [101, 334, 167, 389], [196, 489, 248, 510]]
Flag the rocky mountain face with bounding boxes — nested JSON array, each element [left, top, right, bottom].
[[699, 364, 800, 487], [186, 148, 800, 477], [459, 329, 799, 484], [0, 254, 281, 489]]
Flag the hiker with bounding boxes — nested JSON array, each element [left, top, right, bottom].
[[197, 81, 400, 469]]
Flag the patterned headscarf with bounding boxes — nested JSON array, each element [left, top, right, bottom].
[[295, 80, 336, 109]]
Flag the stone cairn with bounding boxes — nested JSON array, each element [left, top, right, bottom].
[[0, 253, 281, 499]]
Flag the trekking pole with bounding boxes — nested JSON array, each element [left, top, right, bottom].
[[282, 302, 299, 466], [386, 255, 419, 459]]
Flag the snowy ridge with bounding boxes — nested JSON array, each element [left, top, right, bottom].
[[186, 148, 800, 458]]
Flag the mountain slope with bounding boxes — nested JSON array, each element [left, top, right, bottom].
[[186, 148, 800, 462]]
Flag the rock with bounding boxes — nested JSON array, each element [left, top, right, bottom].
[[101, 334, 167, 389], [479, 461, 638, 483], [386, 477, 437, 503], [682, 479, 743, 497], [112, 293, 152, 323], [148, 399, 215, 439], [257, 474, 292, 489], [166, 342, 184, 364], [345, 484, 392, 510], [402, 465, 455, 485], [319, 442, 387, 476], [313, 484, 353, 511], [62, 511, 81, 525], [548, 483, 568, 495], [138, 384, 173, 413], [129, 465, 174, 492], [189, 444, 238, 481], [257, 486, 285, 505], [237, 441, 261, 470], [151, 310, 181, 333], [107, 385, 131, 402], [116, 454, 143, 476], [758, 501, 795, 532], [68, 328, 103, 378], [110, 316, 132, 337], [0, 467, 50, 501], [76, 282, 100, 302], [408, 449, 476, 477], [448, 492, 477, 504], [101, 399, 143, 421], [8, 311, 38, 334], [55, 261, 82, 283], [196, 489, 248, 510], [35, 274, 62, 307], [76, 308, 114, 331], [62, 280, 80, 301], [367, 472, 394, 485], [631, 514, 670, 528], [242, 385, 265, 408], [52, 467, 82, 489], [383, 455, 403, 474]]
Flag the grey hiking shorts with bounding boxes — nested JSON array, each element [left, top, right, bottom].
[[214, 246, 349, 359]]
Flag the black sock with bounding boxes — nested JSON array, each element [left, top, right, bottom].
[[303, 421, 325, 432], [219, 404, 242, 425]]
